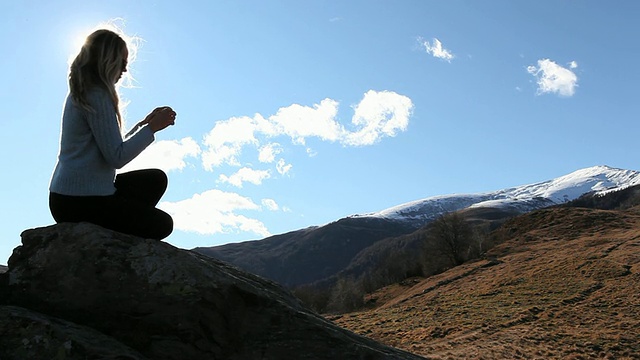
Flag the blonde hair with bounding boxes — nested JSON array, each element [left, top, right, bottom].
[[69, 29, 127, 127]]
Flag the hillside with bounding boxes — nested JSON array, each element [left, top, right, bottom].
[[195, 217, 416, 288], [330, 205, 640, 359]]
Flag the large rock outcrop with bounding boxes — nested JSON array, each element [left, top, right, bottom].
[[0, 222, 425, 360]]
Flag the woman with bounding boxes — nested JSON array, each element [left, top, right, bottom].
[[49, 28, 176, 240]]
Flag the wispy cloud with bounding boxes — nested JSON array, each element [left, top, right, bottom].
[[261, 198, 279, 211], [418, 37, 455, 62], [120, 137, 201, 173], [344, 90, 413, 146], [201, 116, 259, 169], [199, 90, 413, 170], [276, 159, 292, 175], [527, 59, 578, 97], [219, 167, 271, 188], [146, 90, 413, 238], [258, 143, 282, 163], [159, 189, 270, 237], [269, 99, 343, 145]]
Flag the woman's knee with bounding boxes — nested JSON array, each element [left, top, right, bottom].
[[153, 210, 173, 240], [150, 168, 167, 182], [135, 168, 167, 189], [149, 168, 168, 193]]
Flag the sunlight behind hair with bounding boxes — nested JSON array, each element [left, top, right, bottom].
[[66, 19, 145, 128], [67, 18, 143, 89]]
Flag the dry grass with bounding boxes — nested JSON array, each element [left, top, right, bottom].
[[329, 206, 640, 359]]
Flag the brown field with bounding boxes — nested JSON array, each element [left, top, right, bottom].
[[329, 206, 640, 359]]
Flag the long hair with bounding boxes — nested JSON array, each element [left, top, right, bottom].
[[69, 29, 127, 127]]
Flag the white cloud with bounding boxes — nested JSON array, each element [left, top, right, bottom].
[[269, 99, 344, 145], [121, 90, 411, 242], [306, 148, 318, 157], [344, 90, 413, 146], [261, 198, 279, 211], [527, 59, 578, 97], [219, 167, 271, 188], [419, 37, 455, 62], [276, 158, 293, 175], [201, 116, 258, 170], [569, 61, 578, 69], [120, 137, 201, 173], [258, 143, 282, 163], [200, 90, 413, 171], [159, 189, 270, 237]]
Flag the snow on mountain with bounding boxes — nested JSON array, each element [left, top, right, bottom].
[[354, 165, 640, 226]]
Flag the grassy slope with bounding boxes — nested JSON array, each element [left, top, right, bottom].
[[329, 206, 640, 359]]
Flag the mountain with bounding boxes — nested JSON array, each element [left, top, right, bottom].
[[195, 165, 640, 289], [195, 217, 417, 288], [0, 222, 424, 360], [355, 165, 640, 224]]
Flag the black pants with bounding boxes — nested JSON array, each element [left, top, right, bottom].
[[49, 169, 173, 240]]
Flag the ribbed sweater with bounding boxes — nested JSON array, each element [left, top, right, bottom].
[[49, 87, 154, 196]]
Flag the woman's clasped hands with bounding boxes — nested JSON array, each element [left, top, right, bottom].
[[142, 106, 177, 133]]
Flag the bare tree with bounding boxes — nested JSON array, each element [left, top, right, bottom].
[[429, 212, 473, 266], [470, 222, 490, 257], [292, 284, 331, 313], [326, 276, 365, 314]]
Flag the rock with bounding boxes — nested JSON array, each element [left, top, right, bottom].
[[0, 305, 146, 360], [2, 223, 426, 360]]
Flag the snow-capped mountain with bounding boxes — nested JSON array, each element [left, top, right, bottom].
[[355, 165, 640, 226], [198, 165, 640, 289]]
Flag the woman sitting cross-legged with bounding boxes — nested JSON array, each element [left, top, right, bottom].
[[49, 28, 176, 240]]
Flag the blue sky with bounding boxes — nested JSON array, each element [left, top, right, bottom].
[[2, 1, 639, 264]]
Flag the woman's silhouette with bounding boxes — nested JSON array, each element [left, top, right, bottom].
[[49, 28, 175, 240]]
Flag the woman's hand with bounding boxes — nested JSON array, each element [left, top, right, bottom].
[[139, 107, 164, 126], [146, 106, 177, 133]]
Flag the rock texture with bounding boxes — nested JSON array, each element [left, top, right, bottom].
[[0, 305, 145, 359], [0, 222, 425, 360]]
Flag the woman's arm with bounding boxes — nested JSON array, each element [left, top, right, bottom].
[[124, 107, 167, 138], [85, 89, 154, 169]]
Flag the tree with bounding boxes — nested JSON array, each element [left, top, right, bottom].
[[292, 284, 331, 313], [429, 212, 473, 266], [326, 276, 365, 314]]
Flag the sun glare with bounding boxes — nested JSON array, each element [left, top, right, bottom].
[[65, 19, 143, 91], [67, 29, 90, 66], [66, 19, 142, 67]]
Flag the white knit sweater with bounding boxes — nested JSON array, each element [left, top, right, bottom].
[[49, 87, 154, 196]]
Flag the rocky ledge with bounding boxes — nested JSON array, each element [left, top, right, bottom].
[[0, 222, 425, 360]]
